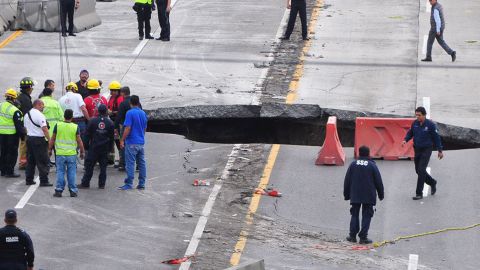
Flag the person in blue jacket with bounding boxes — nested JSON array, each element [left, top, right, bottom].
[[402, 106, 444, 200], [344, 146, 384, 244]]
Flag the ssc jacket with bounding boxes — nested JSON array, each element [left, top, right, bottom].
[[0, 225, 34, 267], [344, 158, 384, 205]]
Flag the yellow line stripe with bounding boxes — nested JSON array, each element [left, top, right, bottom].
[[230, 0, 323, 266], [0, 31, 23, 49]]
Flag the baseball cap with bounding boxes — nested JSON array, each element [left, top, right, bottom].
[[5, 209, 17, 220]]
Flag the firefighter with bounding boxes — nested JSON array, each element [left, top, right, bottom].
[[107, 81, 124, 166], [17, 77, 35, 170], [0, 89, 26, 178], [84, 79, 107, 118]]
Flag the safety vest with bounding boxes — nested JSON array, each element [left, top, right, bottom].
[[55, 122, 78, 156], [0, 102, 20, 135], [135, 0, 152, 5], [41, 96, 64, 134]]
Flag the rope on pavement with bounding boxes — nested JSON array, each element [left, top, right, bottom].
[[373, 222, 480, 248]]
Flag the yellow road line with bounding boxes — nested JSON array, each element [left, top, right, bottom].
[[230, 0, 323, 266], [0, 31, 23, 49]]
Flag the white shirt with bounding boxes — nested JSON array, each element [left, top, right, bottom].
[[24, 108, 47, 137], [58, 91, 86, 118]]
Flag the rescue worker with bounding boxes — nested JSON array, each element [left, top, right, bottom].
[[133, 0, 155, 40], [40, 84, 64, 137], [24, 99, 52, 186], [84, 79, 108, 119], [402, 107, 444, 200], [344, 146, 384, 244], [76, 70, 90, 99], [38, 79, 54, 99], [0, 89, 26, 178], [281, 0, 309, 41], [0, 209, 35, 270], [79, 105, 114, 189], [58, 82, 90, 143], [49, 109, 85, 197], [17, 77, 35, 170], [155, 0, 171, 41], [60, 0, 80, 37], [107, 81, 124, 166]]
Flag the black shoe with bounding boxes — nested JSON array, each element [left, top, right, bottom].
[[279, 36, 289, 40], [159, 37, 170, 42], [145, 35, 154, 39], [139, 36, 144, 40], [421, 57, 432, 62], [39, 182, 53, 187], [412, 195, 423, 200], [303, 37, 310, 41], [346, 235, 357, 243], [53, 191, 62, 197], [5, 173, 20, 178], [98, 186, 105, 189], [69, 191, 78, 197], [26, 181, 36, 186], [359, 238, 373, 244], [114, 164, 120, 168], [431, 183, 437, 195], [68, 33, 76, 37], [77, 184, 90, 189], [62, 33, 67, 37], [451, 51, 456, 62], [118, 166, 125, 171]]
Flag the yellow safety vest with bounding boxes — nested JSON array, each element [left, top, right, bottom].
[[135, 0, 152, 5], [55, 122, 78, 156], [0, 102, 20, 135], [41, 96, 64, 135]]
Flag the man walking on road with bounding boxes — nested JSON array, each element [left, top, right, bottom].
[[402, 107, 443, 200], [118, 95, 147, 190], [344, 146, 384, 245], [0, 209, 35, 270], [50, 109, 85, 197], [281, 0, 309, 41], [421, 0, 456, 62], [155, 0, 171, 41]]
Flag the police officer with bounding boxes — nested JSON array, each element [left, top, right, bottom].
[[133, 0, 155, 40], [344, 146, 384, 244], [17, 77, 35, 170], [155, 0, 171, 41], [402, 107, 444, 200], [79, 104, 114, 189], [0, 89, 25, 178], [0, 209, 35, 270], [281, 0, 309, 41], [60, 0, 80, 37]]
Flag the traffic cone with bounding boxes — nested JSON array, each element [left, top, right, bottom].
[[315, 116, 345, 166]]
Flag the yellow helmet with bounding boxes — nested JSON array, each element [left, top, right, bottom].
[[108, 81, 121, 91], [66, 82, 78, 92], [87, 79, 101, 90], [5, 88, 18, 99]]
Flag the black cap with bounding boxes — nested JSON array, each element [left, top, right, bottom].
[[5, 209, 17, 220], [98, 104, 107, 114]]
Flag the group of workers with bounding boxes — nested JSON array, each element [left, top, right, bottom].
[[0, 69, 148, 198]]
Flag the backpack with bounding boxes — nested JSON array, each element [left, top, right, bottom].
[[86, 95, 104, 117]]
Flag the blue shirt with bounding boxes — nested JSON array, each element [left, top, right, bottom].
[[124, 107, 147, 145], [404, 119, 443, 151], [433, 9, 441, 33]]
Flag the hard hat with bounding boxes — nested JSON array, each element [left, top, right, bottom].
[[19, 77, 35, 88], [5, 88, 18, 99], [87, 79, 101, 90], [66, 82, 78, 92], [108, 81, 121, 91]]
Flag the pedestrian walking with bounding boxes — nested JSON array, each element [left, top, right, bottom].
[[59, 82, 90, 145], [0, 209, 35, 270], [402, 107, 443, 200], [344, 146, 384, 245], [84, 79, 108, 118], [76, 70, 90, 99], [24, 99, 52, 186], [421, 0, 456, 62], [49, 109, 85, 197], [0, 89, 26, 178], [79, 105, 114, 189], [60, 0, 80, 37], [17, 77, 35, 170], [107, 81, 124, 166], [281, 0, 309, 41], [133, 0, 155, 40], [118, 95, 147, 190], [155, 0, 171, 41]]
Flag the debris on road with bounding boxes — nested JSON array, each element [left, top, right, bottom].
[[193, 179, 211, 186], [255, 188, 282, 197], [161, 255, 195, 264]]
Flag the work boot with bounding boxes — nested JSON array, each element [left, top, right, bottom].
[[346, 235, 357, 243], [451, 51, 456, 62], [53, 191, 62, 197], [412, 195, 423, 200], [359, 238, 373, 245], [421, 57, 432, 62]]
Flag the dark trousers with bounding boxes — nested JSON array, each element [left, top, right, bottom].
[[60, 0, 75, 34], [81, 149, 108, 187], [284, 0, 308, 39], [426, 29, 453, 58], [349, 203, 374, 239], [26, 136, 49, 183], [414, 147, 437, 195], [0, 262, 27, 270], [156, 0, 170, 39], [136, 3, 152, 37], [0, 134, 19, 175]]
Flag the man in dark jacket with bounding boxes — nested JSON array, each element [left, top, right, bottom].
[[0, 209, 35, 270], [79, 104, 114, 189], [402, 106, 443, 200], [17, 77, 35, 170], [76, 70, 90, 99], [344, 146, 384, 244]]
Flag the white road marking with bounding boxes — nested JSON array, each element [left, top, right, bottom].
[[131, 0, 180, 55], [179, 144, 242, 270], [422, 35, 428, 56], [251, 9, 290, 105], [408, 254, 419, 270], [15, 177, 39, 209], [426, 1, 431, 13], [423, 167, 431, 197], [422, 97, 431, 197]]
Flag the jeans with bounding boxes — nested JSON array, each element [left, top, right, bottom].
[[124, 144, 147, 187], [55, 155, 78, 193], [349, 203, 374, 239]]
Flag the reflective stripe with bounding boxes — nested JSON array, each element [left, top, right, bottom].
[[55, 122, 78, 156]]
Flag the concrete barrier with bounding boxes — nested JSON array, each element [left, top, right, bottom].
[[14, 0, 100, 32], [0, 0, 18, 36], [223, 260, 265, 270]]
